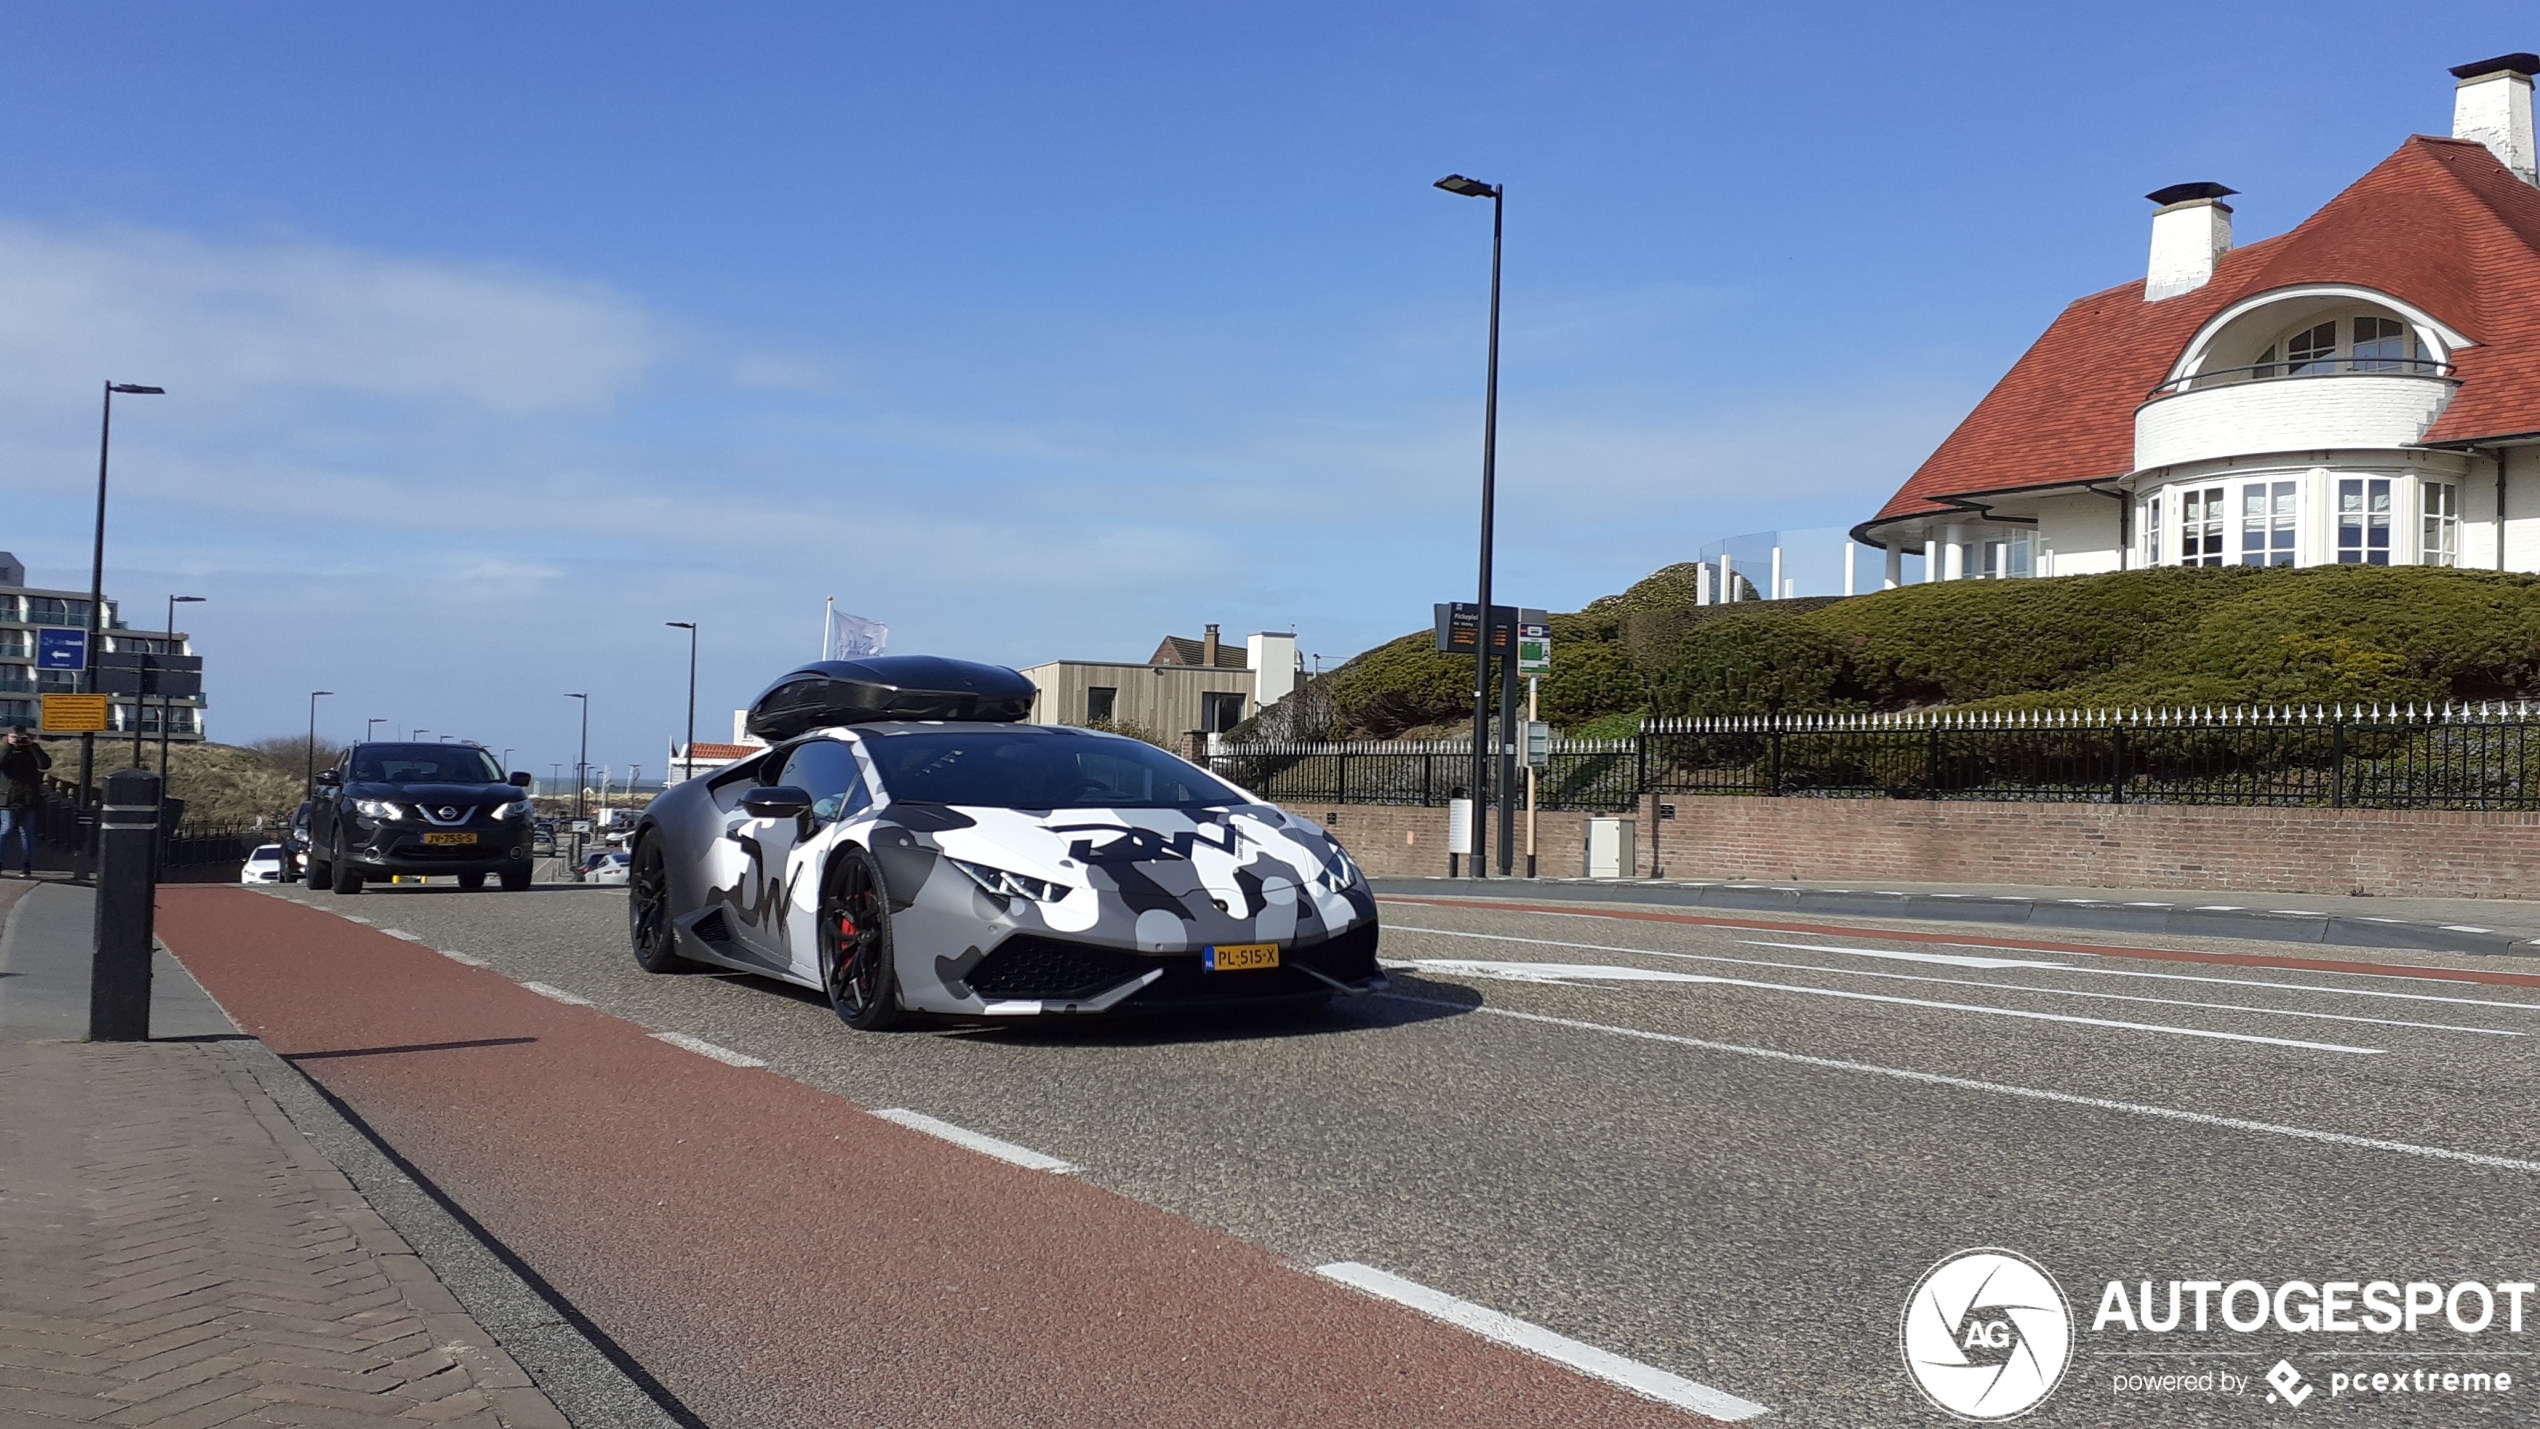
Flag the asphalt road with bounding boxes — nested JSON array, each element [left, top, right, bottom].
[[200, 879, 2540, 1426]]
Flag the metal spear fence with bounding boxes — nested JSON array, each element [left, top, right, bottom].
[[1209, 703, 2540, 812], [1204, 738, 1642, 812]]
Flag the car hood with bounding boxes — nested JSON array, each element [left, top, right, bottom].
[[866, 800, 1375, 947], [345, 782, 517, 806]]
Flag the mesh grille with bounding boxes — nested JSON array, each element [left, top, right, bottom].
[[966, 939, 1144, 1000]]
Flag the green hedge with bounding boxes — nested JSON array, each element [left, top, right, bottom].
[[1303, 564, 2540, 737]]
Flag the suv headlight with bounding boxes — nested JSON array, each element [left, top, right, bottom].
[[949, 858, 1068, 903], [494, 798, 533, 820], [353, 799, 404, 821]]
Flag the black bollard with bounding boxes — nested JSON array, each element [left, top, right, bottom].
[[89, 767, 161, 1041]]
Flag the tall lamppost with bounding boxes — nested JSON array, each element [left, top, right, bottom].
[[666, 622, 697, 784], [366, 718, 385, 741], [564, 694, 589, 823], [412, 729, 427, 742], [153, 594, 203, 780], [1434, 174, 1505, 876], [501, 747, 515, 775], [306, 692, 334, 796], [82, 382, 165, 829]]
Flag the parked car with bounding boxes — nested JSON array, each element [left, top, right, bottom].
[[532, 821, 557, 855], [627, 655, 1381, 1030], [240, 845, 287, 884], [305, 742, 537, 894], [579, 849, 631, 884]]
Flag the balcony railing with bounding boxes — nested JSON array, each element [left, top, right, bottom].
[[2147, 357, 2454, 401]]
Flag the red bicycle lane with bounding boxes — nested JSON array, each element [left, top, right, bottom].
[[158, 887, 1723, 1429]]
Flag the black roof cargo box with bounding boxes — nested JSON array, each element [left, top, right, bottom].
[[745, 657, 1036, 741]]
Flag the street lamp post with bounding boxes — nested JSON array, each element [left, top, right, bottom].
[[666, 622, 696, 784], [1434, 174, 1505, 876], [81, 382, 165, 851], [501, 747, 515, 775], [367, 718, 385, 741], [564, 694, 589, 823], [154, 595, 203, 782], [306, 692, 333, 796]]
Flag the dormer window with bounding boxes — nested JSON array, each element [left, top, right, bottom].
[[2353, 316, 2410, 371], [2285, 321, 2339, 376]]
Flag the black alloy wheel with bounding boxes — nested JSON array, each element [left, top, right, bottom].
[[304, 841, 332, 889], [627, 836, 691, 973], [819, 846, 906, 1030], [499, 861, 531, 892], [457, 871, 486, 891]]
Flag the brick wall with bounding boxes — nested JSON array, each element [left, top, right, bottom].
[[1288, 798, 1667, 880], [1291, 795, 2540, 898]]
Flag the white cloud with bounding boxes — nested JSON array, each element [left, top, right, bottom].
[[0, 222, 660, 416]]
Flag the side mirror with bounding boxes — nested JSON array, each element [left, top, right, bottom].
[[741, 785, 813, 820], [508, 771, 534, 787], [316, 771, 342, 789]]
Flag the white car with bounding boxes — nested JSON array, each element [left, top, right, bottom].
[[626, 656, 1381, 1030], [580, 850, 632, 884], [241, 844, 287, 884]]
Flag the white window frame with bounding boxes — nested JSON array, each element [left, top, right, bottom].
[[2181, 486, 2227, 566], [2337, 476, 2393, 565], [2239, 480, 2298, 566], [2421, 480, 2459, 567]]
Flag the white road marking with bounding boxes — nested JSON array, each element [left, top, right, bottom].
[[1385, 994, 2540, 1177], [651, 1031, 766, 1068], [1393, 928, 2520, 1038], [1316, 1262, 1770, 1421], [338, 915, 374, 925], [870, 1109, 1076, 1174], [1924, 946, 2540, 1012], [518, 981, 594, 1007], [437, 948, 489, 968], [381, 929, 425, 942], [1399, 959, 1714, 985], [1740, 939, 2068, 970], [1395, 957, 2382, 1054]]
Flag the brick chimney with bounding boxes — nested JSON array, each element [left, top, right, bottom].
[[2453, 53, 2539, 185], [1202, 623, 1220, 668], [2142, 182, 2236, 302]]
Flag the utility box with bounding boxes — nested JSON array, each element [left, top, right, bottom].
[[1585, 817, 1635, 879]]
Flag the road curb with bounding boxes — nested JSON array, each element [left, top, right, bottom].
[[1370, 877, 2540, 957], [225, 1037, 697, 1429]]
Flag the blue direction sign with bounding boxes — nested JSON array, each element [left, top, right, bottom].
[[36, 629, 86, 670]]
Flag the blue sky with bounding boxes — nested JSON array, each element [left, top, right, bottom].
[[0, 2, 2530, 777]]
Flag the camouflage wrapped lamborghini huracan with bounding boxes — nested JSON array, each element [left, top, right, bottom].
[[627, 656, 1383, 1028]]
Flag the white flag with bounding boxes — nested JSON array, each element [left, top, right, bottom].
[[827, 610, 888, 660]]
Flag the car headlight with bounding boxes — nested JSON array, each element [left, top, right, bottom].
[[353, 799, 404, 821], [494, 798, 533, 820], [1317, 842, 1361, 892], [949, 858, 1068, 903]]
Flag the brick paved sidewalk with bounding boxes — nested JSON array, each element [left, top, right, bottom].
[[0, 1039, 570, 1429]]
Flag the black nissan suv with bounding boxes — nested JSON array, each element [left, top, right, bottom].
[[306, 742, 537, 893]]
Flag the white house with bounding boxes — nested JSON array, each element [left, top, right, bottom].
[[1857, 53, 2540, 582]]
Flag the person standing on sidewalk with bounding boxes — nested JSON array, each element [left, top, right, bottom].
[[1, 724, 50, 876]]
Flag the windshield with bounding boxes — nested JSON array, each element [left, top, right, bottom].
[[349, 744, 506, 785], [862, 730, 1243, 810]]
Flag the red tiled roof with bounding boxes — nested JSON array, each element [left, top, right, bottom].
[[678, 743, 758, 761], [1870, 137, 2540, 530]]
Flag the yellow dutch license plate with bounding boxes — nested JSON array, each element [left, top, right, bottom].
[[421, 832, 477, 846], [1205, 942, 1279, 973]]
